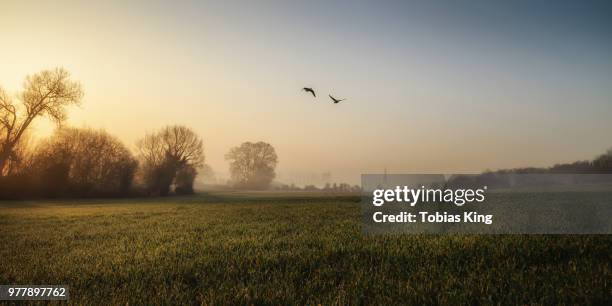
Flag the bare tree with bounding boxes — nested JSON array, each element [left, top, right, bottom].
[[0, 130, 34, 176], [137, 125, 204, 195], [0, 68, 83, 175], [32, 127, 137, 196], [225, 141, 277, 190]]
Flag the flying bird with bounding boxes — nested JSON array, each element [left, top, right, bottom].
[[302, 87, 316, 97], [329, 94, 345, 104]]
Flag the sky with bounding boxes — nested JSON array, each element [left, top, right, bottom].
[[1, 0, 612, 185]]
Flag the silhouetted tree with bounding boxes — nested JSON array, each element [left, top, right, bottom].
[[0, 131, 34, 176], [225, 141, 277, 190], [137, 125, 204, 195], [31, 127, 137, 197], [175, 165, 197, 194], [0, 68, 82, 176]]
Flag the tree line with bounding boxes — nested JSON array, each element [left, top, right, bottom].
[[484, 149, 612, 175], [274, 182, 361, 192], [0, 68, 278, 199], [445, 148, 612, 189]]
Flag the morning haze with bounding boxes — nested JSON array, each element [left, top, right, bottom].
[[2, 0, 611, 185]]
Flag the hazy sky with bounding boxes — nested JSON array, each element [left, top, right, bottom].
[[2, 0, 612, 184]]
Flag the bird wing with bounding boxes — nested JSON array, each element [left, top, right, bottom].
[[303, 88, 316, 97], [329, 95, 342, 103]]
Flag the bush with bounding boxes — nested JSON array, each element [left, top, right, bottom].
[[28, 128, 137, 197]]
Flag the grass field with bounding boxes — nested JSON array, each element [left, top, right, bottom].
[[0, 192, 610, 305]]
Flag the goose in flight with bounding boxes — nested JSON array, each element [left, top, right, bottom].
[[302, 87, 316, 97], [329, 94, 345, 104]]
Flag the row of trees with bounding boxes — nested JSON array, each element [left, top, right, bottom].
[[0, 68, 280, 199], [444, 148, 612, 189], [0, 124, 207, 198], [274, 182, 361, 192], [483, 149, 612, 175], [2, 128, 137, 197]]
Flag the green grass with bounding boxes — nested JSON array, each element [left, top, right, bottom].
[[0, 192, 610, 305]]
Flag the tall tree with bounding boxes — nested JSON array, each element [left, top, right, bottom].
[[137, 125, 204, 195], [225, 141, 278, 190], [0, 68, 82, 175]]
